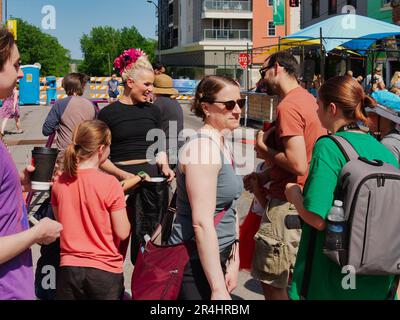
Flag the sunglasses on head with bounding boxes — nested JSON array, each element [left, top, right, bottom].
[[206, 98, 246, 110]]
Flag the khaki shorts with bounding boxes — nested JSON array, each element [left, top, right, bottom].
[[251, 198, 301, 289]]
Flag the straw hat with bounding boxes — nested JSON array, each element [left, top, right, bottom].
[[153, 74, 179, 95]]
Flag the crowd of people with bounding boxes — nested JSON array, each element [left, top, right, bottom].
[[1, 26, 400, 301]]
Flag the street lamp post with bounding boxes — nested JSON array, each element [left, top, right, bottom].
[[107, 52, 111, 76], [146, 0, 161, 62]]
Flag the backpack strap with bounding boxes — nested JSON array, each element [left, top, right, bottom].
[[300, 227, 317, 299], [322, 135, 360, 162]]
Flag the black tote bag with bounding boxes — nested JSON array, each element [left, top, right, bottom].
[[127, 177, 169, 264]]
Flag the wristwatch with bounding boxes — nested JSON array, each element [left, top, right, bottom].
[[137, 171, 147, 181]]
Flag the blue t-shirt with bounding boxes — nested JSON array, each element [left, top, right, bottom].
[[108, 80, 119, 93]]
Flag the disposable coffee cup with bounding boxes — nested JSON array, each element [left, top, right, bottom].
[[30, 147, 58, 191]]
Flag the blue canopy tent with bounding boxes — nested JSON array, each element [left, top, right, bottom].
[[285, 14, 400, 52], [284, 14, 400, 80]]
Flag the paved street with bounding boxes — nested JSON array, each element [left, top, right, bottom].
[[3, 102, 264, 300]]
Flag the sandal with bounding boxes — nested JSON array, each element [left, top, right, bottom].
[[15, 129, 24, 134]]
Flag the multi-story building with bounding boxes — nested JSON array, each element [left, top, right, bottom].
[[157, 0, 253, 87], [367, 0, 393, 23], [393, 0, 400, 25], [301, 0, 367, 28], [252, 0, 300, 65]]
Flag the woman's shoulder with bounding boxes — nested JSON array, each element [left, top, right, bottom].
[[98, 101, 121, 116]]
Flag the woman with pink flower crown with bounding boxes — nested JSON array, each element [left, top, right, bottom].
[[98, 48, 174, 265]]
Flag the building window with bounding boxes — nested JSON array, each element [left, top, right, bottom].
[[268, 21, 276, 36], [329, 0, 337, 15], [346, 0, 357, 9], [267, 0, 273, 6], [312, 0, 320, 18]]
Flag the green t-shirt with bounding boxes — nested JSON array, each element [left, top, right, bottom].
[[289, 131, 399, 300]]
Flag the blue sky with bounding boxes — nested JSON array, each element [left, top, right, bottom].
[[6, 0, 157, 59]]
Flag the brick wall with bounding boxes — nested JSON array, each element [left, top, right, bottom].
[[393, 0, 400, 25]]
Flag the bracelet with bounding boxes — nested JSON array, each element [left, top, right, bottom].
[[234, 239, 240, 244], [137, 171, 146, 181]]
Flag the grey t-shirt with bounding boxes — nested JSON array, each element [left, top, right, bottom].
[[42, 96, 97, 156]]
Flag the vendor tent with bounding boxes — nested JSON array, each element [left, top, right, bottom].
[[285, 14, 400, 52]]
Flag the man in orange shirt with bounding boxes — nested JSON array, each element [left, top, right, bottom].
[[245, 51, 326, 300]]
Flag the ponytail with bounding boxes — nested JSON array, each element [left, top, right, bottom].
[[355, 95, 377, 127], [63, 120, 111, 177], [319, 76, 378, 127], [63, 143, 79, 177]]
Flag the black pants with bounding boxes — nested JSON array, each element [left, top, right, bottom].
[[56, 266, 124, 300], [179, 245, 232, 300]]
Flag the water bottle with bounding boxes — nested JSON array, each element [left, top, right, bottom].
[[324, 200, 346, 251]]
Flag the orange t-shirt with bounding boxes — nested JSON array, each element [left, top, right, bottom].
[[267, 86, 327, 201], [51, 168, 126, 274]]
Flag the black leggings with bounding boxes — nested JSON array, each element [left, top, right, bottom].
[[179, 244, 233, 300]]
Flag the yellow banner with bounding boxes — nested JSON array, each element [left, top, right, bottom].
[[7, 20, 17, 40]]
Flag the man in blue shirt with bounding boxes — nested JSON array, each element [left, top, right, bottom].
[[107, 74, 120, 102]]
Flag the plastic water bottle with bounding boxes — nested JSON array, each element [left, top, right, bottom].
[[325, 200, 346, 251]]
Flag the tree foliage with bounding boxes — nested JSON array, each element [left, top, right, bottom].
[[15, 18, 71, 76], [79, 25, 156, 76]]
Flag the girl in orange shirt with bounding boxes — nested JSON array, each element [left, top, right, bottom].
[[52, 120, 133, 300]]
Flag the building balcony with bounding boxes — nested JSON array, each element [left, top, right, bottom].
[[203, 28, 251, 41], [202, 1, 252, 19]]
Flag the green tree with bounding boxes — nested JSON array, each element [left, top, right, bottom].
[[80, 25, 156, 76], [14, 18, 71, 76]]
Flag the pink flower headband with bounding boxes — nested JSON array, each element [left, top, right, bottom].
[[113, 48, 146, 74]]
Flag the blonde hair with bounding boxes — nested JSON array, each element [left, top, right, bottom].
[[64, 120, 111, 177], [121, 55, 153, 82], [390, 71, 400, 89]]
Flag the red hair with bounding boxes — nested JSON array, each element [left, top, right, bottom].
[[318, 76, 376, 126]]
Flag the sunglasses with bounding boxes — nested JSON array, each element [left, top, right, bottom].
[[208, 98, 246, 110], [259, 65, 271, 79]]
